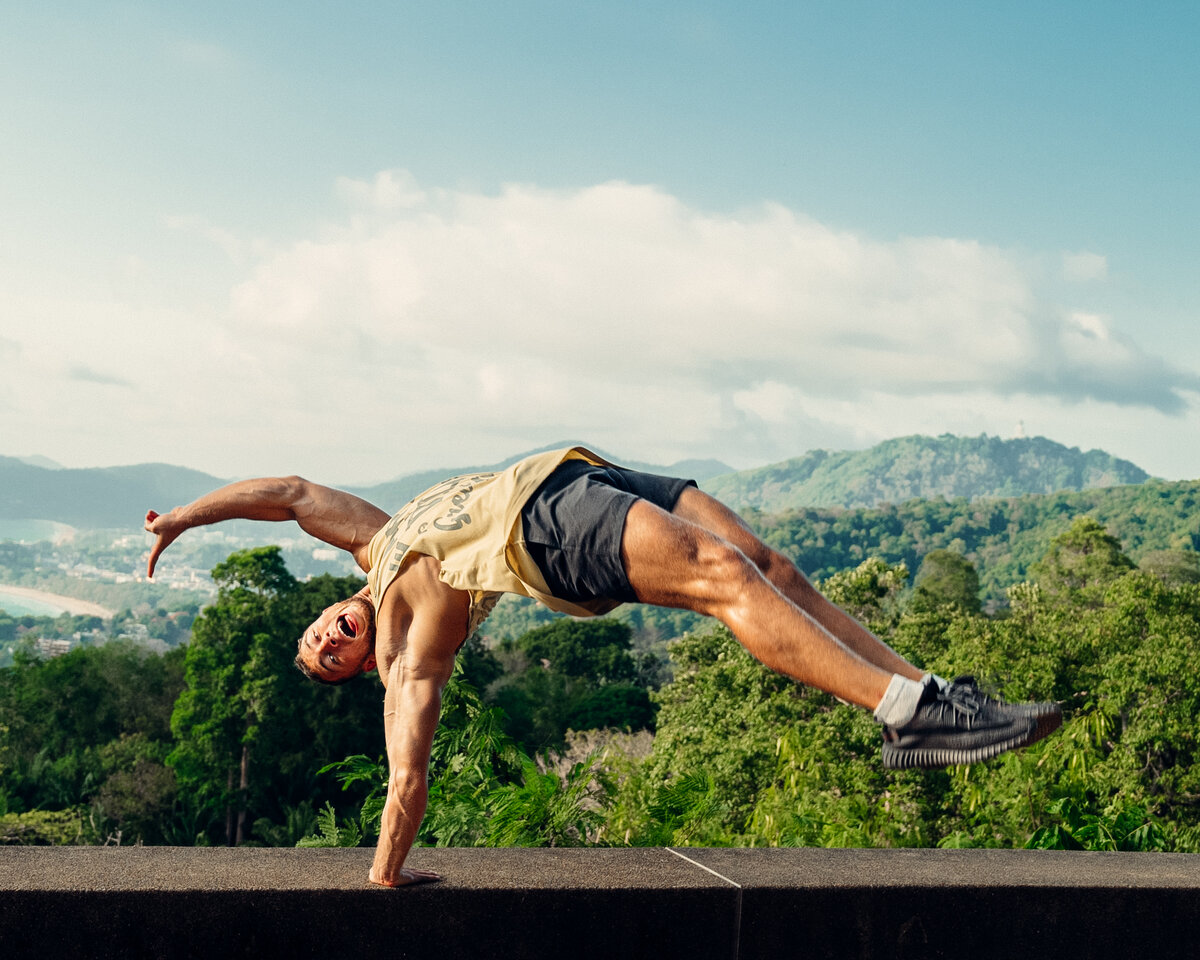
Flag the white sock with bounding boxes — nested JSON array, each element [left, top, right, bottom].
[[873, 674, 928, 727], [932, 673, 949, 692]]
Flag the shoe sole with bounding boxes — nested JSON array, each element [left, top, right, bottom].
[[882, 716, 1038, 770]]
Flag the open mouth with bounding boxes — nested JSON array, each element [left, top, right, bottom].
[[336, 613, 357, 639]]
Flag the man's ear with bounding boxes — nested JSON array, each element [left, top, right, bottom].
[[363, 652, 377, 673]]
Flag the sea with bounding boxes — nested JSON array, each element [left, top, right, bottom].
[[0, 590, 68, 618], [0, 519, 75, 543], [0, 520, 77, 616]]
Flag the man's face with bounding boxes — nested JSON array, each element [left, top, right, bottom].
[[298, 594, 377, 683]]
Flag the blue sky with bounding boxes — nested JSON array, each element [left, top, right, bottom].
[[2, 1, 1198, 484]]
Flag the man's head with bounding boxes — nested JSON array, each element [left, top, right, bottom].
[[295, 593, 377, 685]]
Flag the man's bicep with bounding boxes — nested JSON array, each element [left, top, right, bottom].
[[291, 480, 390, 561]]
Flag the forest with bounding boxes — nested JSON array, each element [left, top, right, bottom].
[[1, 513, 1198, 854]]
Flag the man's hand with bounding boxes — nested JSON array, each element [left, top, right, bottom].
[[144, 509, 186, 578], [368, 866, 442, 887]]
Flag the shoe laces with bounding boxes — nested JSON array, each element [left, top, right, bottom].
[[930, 682, 983, 725]]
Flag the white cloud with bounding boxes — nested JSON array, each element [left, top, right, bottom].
[[227, 173, 1198, 416], [334, 170, 427, 211], [165, 214, 252, 264], [1062, 251, 1108, 282], [6, 172, 1198, 481]]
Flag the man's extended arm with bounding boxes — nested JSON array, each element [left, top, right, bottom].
[[368, 570, 467, 887], [370, 653, 449, 887], [144, 476, 390, 576]]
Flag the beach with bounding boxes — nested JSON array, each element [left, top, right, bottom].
[[0, 584, 114, 619]]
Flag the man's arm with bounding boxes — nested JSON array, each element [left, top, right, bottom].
[[370, 654, 450, 887], [369, 570, 468, 887], [144, 476, 390, 576]]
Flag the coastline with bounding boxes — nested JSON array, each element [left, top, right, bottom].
[[0, 584, 115, 619]]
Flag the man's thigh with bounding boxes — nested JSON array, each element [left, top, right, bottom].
[[520, 461, 695, 603]]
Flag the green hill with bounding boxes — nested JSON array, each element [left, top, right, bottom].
[[750, 478, 1200, 603], [0, 457, 228, 530], [702, 434, 1150, 511]]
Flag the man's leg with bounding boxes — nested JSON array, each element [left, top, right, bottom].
[[620, 492, 1052, 768], [619, 496, 898, 710], [669, 488, 924, 683]]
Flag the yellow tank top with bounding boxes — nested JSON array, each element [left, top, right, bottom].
[[365, 446, 619, 630]]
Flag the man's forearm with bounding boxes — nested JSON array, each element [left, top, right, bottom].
[[169, 477, 304, 528], [370, 777, 428, 886]]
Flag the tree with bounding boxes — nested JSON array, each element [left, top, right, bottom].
[[167, 548, 295, 844], [1031, 516, 1135, 606], [489, 619, 655, 750], [167, 547, 385, 846], [909, 550, 981, 614], [1138, 549, 1200, 587]]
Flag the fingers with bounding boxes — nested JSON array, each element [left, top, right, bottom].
[[369, 867, 442, 887], [145, 511, 163, 578], [405, 869, 441, 882]]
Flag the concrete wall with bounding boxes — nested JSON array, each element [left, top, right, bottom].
[[2, 847, 1199, 959]]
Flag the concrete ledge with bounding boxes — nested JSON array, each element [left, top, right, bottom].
[[2, 847, 1199, 959]]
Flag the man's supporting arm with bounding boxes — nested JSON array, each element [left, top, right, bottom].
[[370, 653, 452, 887], [368, 570, 468, 887], [144, 476, 389, 576]]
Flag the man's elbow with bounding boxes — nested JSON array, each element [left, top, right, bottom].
[[272, 476, 317, 512]]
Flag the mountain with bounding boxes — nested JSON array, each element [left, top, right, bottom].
[[0, 435, 1151, 530], [0, 445, 735, 530], [16, 455, 63, 470], [0, 457, 229, 529], [700, 434, 1151, 512], [344, 442, 734, 513]]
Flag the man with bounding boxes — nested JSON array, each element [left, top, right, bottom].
[[145, 445, 1060, 886]]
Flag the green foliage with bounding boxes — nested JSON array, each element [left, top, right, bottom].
[[1030, 516, 1135, 605], [703, 434, 1149, 513], [910, 550, 981, 615], [167, 549, 384, 845], [8, 506, 1200, 855], [489, 619, 656, 751], [749, 480, 1200, 605], [0, 640, 184, 841], [299, 666, 611, 849], [0, 808, 83, 845], [820, 557, 909, 633], [1027, 799, 1167, 852], [1137, 549, 1200, 587], [484, 756, 608, 847], [640, 625, 811, 832], [607, 527, 1200, 853], [295, 801, 364, 848]]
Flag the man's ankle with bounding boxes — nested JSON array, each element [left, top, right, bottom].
[[873, 674, 930, 727]]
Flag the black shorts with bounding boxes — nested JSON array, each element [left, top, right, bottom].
[[519, 459, 696, 604]]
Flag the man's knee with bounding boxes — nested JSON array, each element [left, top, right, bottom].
[[690, 536, 763, 605]]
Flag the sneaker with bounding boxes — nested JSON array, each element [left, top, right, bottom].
[[950, 675, 1063, 747], [881, 678, 1037, 769]]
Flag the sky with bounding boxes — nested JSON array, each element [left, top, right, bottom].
[[2, 1, 1199, 486]]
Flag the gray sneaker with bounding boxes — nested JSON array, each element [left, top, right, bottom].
[[882, 678, 1038, 769], [950, 675, 1063, 746]]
